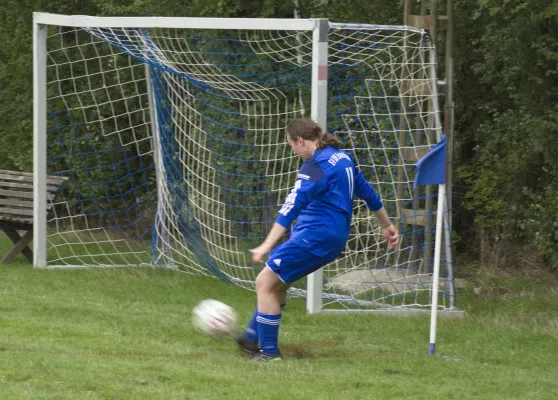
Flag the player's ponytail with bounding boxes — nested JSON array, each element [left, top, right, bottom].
[[317, 132, 343, 149], [285, 118, 343, 149]]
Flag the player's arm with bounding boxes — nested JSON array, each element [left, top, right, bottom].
[[353, 168, 383, 211], [249, 222, 287, 263], [353, 168, 399, 249]]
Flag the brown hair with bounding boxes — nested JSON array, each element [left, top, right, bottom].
[[285, 118, 343, 149]]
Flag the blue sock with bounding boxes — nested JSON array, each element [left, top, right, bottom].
[[244, 308, 258, 341], [256, 312, 282, 355], [245, 303, 285, 342]]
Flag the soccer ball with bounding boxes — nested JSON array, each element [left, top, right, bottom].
[[192, 299, 237, 338]]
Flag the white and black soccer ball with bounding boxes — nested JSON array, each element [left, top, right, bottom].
[[192, 299, 237, 338]]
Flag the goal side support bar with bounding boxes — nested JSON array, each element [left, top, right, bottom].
[[33, 19, 48, 268], [306, 19, 329, 314]]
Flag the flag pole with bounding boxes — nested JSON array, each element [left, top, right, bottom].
[[429, 182, 446, 355]]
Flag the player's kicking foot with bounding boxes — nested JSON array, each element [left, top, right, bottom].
[[235, 334, 258, 355], [249, 349, 283, 361]]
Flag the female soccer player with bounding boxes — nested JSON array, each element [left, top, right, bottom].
[[237, 118, 400, 361]]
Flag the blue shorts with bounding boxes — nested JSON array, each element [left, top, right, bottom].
[[266, 240, 338, 283]]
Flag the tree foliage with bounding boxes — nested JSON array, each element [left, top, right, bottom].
[[454, 0, 558, 268], [1, 0, 557, 267]]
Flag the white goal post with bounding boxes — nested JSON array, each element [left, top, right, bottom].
[[33, 12, 462, 318]]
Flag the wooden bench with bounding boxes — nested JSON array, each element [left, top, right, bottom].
[[0, 169, 67, 263]]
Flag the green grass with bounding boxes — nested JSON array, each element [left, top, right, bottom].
[[1, 237, 557, 399]]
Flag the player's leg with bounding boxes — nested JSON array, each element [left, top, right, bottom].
[[250, 242, 312, 360], [256, 266, 284, 314], [237, 299, 288, 354], [239, 242, 292, 357], [251, 265, 284, 359], [235, 310, 259, 354], [249, 240, 339, 361], [236, 283, 289, 356], [277, 282, 290, 309]]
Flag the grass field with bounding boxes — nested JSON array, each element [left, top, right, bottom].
[[1, 237, 557, 399]]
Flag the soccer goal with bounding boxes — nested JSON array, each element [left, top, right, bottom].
[[34, 13, 461, 316]]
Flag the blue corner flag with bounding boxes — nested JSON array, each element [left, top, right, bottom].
[[414, 135, 447, 188]]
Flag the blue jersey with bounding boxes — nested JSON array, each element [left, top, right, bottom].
[[275, 146, 383, 258]]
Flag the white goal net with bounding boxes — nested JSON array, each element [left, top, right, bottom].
[[34, 14, 457, 313]]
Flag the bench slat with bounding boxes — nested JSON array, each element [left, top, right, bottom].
[[0, 207, 34, 217], [0, 180, 63, 193], [0, 169, 68, 183], [0, 171, 68, 232], [0, 172, 66, 186], [0, 198, 33, 208], [0, 218, 33, 229], [0, 169, 34, 176], [0, 169, 68, 266], [0, 189, 56, 201]]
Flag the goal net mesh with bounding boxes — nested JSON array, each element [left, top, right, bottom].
[[44, 21, 454, 310]]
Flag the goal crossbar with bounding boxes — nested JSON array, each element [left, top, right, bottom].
[[34, 12, 317, 31]]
